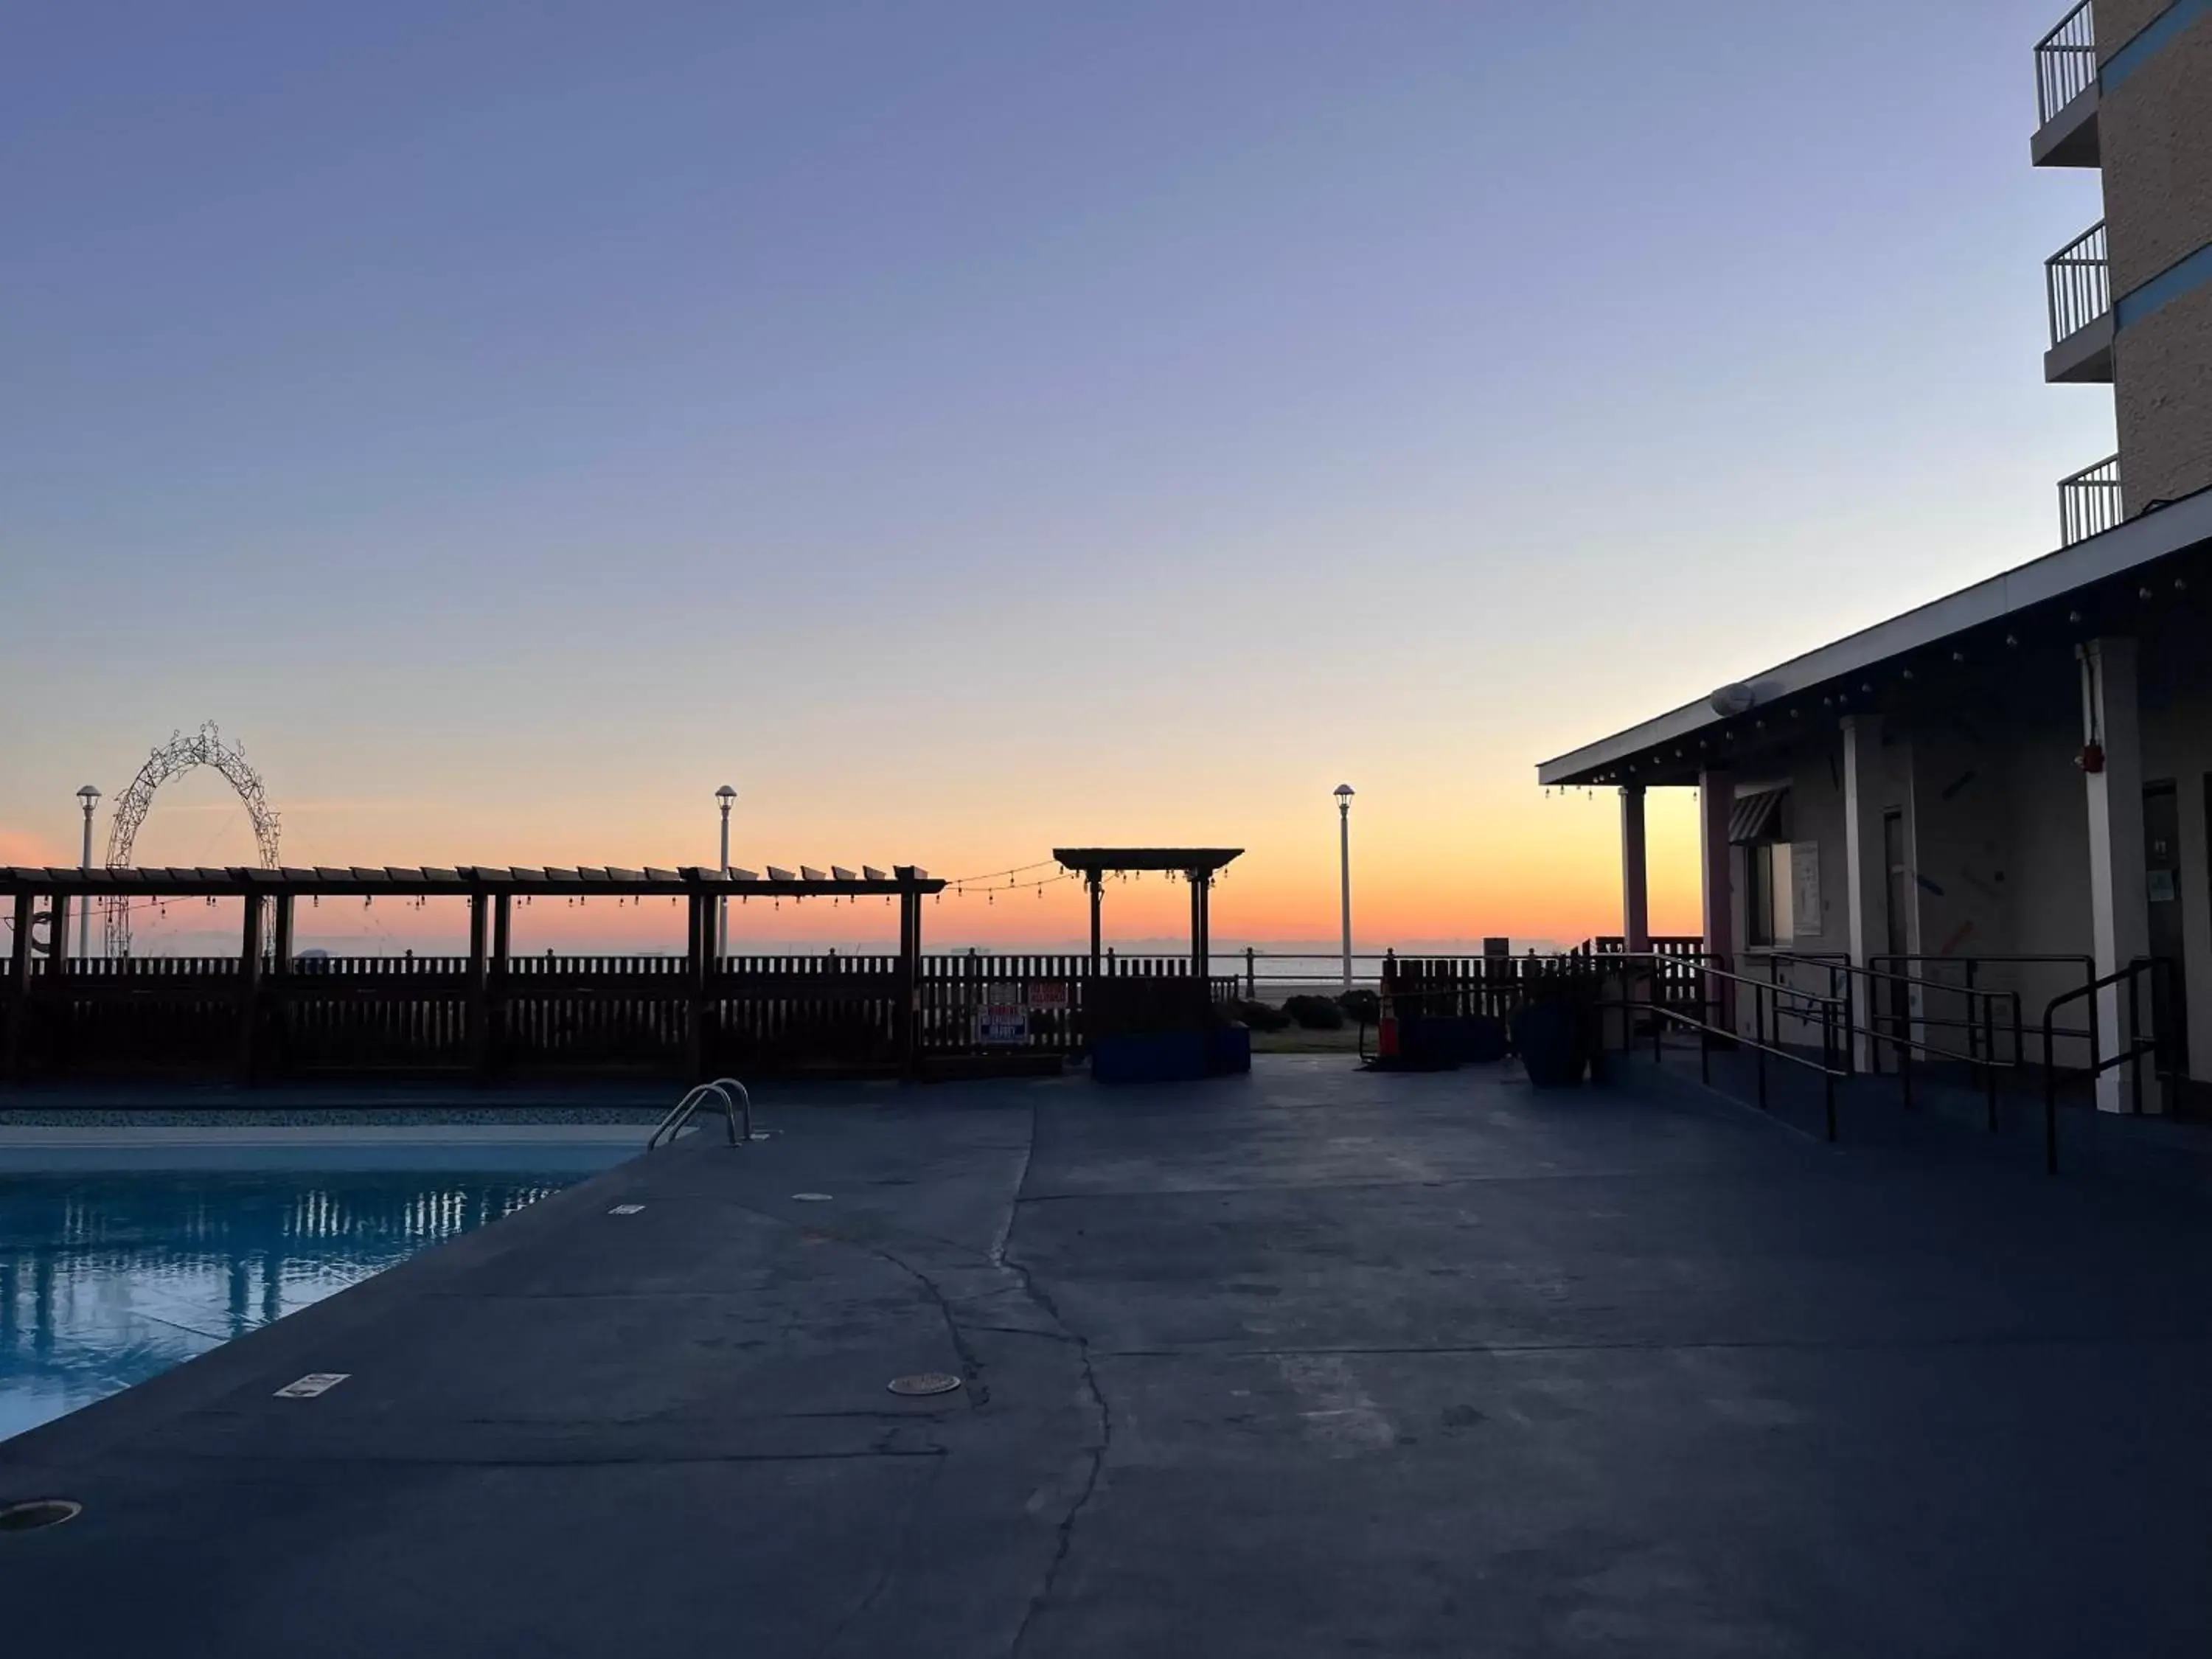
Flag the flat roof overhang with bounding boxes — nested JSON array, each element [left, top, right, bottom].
[[0, 865, 944, 900], [1052, 848, 1243, 875], [1537, 485, 2212, 790]]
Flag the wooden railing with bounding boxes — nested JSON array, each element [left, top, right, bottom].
[[0, 953, 1242, 1082]]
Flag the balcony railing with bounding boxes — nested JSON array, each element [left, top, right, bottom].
[[2045, 220, 2110, 347], [2059, 453, 2122, 546], [2035, 1, 2097, 126]]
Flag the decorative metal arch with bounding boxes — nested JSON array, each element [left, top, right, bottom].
[[103, 722, 281, 958]]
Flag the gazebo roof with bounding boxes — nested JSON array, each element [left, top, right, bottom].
[[1052, 848, 1242, 875]]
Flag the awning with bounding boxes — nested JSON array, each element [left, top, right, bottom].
[[1728, 789, 1787, 845]]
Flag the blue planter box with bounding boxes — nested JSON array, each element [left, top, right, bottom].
[[1092, 1028, 1248, 1084]]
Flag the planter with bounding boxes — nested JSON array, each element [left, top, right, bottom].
[[1513, 996, 1590, 1088]]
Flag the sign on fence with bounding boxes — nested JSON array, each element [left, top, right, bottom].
[[977, 982, 1028, 1045]]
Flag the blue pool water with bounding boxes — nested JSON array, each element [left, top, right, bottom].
[[0, 1150, 627, 1441]]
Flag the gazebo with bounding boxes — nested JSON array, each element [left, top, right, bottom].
[[1052, 847, 1242, 980], [1052, 847, 1245, 1082]]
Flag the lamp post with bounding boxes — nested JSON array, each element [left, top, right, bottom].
[[714, 784, 736, 958], [75, 785, 100, 961], [1334, 784, 1354, 992]]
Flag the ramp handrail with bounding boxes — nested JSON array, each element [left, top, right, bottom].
[[1767, 952, 2024, 1130], [1611, 954, 1851, 1140], [2040, 959, 2172, 1174], [648, 1076, 753, 1150]]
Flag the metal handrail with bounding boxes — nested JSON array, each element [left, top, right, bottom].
[[648, 1076, 753, 1150], [2040, 959, 2173, 1173], [1770, 952, 2023, 1130], [1615, 955, 1851, 1141], [1869, 953, 2096, 1068], [2046, 220, 2110, 347], [2060, 453, 2123, 546], [2034, 0, 2097, 126]]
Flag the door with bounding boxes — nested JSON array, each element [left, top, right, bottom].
[[2147, 782, 2187, 1076]]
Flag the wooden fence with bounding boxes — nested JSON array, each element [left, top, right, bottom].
[[1381, 938, 1709, 1023], [1, 953, 1241, 1083]]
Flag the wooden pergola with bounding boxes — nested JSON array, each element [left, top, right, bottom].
[[1052, 848, 1242, 981], [1, 863, 942, 1082]]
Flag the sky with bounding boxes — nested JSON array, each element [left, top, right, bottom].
[[0, 1, 2112, 955]]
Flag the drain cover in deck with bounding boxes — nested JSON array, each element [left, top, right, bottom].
[[0, 1500, 82, 1534], [790, 1192, 832, 1202], [887, 1372, 963, 1397]]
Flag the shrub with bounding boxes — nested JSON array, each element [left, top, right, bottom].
[[1282, 994, 1346, 1031], [1337, 989, 1380, 1026], [1236, 999, 1291, 1032]]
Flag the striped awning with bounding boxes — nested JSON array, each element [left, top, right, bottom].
[[1728, 788, 1787, 845]]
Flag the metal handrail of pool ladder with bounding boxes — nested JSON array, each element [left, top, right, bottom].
[[647, 1077, 753, 1150]]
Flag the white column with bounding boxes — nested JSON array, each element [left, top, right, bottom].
[[1841, 714, 1885, 1071], [1620, 785, 1650, 952], [1698, 768, 1733, 1030], [2080, 638, 2156, 1113]]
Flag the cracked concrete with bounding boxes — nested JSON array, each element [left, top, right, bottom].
[[8, 1057, 2212, 1655]]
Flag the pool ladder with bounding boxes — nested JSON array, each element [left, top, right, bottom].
[[648, 1077, 752, 1150]]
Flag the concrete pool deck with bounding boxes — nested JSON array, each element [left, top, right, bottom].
[[5, 1055, 2212, 1655]]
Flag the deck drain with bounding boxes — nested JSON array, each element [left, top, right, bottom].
[[790, 1192, 832, 1203], [273, 1373, 349, 1399], [608, 1203, 645, 1215], [887, 1372, 962, 1398], [0, 1499, 82, 1534]]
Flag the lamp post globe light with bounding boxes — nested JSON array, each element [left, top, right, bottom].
[[1333, 784, 1354, 992], [714, 785, 737, 957], [75, 785, 100, 961]]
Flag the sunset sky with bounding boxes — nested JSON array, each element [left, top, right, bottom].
[[1, 2, 2110, 954]]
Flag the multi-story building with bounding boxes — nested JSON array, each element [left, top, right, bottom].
[[2037, 0, 2212, 536], [1537, 2, 2212, 1116]]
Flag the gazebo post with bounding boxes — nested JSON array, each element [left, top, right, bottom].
[[1189, 869, 1204, 980], [1088, 869, 1103, 974]]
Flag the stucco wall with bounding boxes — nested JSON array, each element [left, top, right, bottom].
[[2101, 11, 2212, 295], [2097, 0, 2177, 65], [2116, 279, 2212, 512]]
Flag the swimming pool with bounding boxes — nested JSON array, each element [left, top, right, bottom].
[[0, 1144, 634, 1441]]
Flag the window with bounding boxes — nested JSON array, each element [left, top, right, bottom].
[[1746, 842, 1802, 947]]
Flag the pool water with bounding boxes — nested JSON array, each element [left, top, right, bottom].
[[0, 1160, 615, 1441]]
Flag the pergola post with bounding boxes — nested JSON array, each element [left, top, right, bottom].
[[683, 890, 708, 1082], [897, 882, 922, 1078], [1088, 871, 1103, 974], [237, 891, 264, 1085], [8, 893, 32, 1079], [270, 894, 295, 1078], [490, 892, 512, 1078], [467, 892, 490, 1084]]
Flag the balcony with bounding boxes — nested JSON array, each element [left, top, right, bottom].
[[2045, 220, 2113, 382], [2060, 453, 2123, 546], [2032, 1, 2100, 167]]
